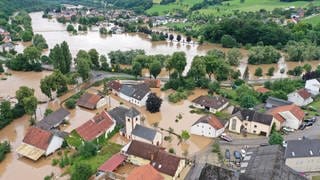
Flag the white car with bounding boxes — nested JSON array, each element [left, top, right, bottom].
[[282, 127, 294, 132], [282, 141, 287, 148], [240, 149, 246, 158]]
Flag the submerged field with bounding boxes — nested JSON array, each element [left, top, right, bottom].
[[146, 0, 320, 15]]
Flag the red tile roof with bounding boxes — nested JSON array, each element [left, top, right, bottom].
[[76, 111, 114, 141], [296, 88, 311, 100], [77, 93, 103, 110], [268, 105, 305, 123], [128, 164, 164, 180], [108, 80, 122, 92], [98, 153, 126, 172], [193, 115, 224, 130], [256, 87, 270, 94], [23, 127, 52, 151], [144, 79, 161, 88]]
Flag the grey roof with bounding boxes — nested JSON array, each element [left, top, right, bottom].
[[120, 83, 150, 100], [232, 109, 273, 126], [36, 108, 70, 130], [50, 129, 69, 138], [131, 124, 157, 141], [266, 97, 293, 109], [107, 106, 129, 126], [240, 145, 307, 180], [192, 95, 229, 109], [199, 163, 238, 180], [285, 138, 320, 159], [125, 107, 140, 118]]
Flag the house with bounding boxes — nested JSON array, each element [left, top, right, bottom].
[[190, 115, 227, 138], [199, 163, 238, 180], [97, 153, 127, 173], [113, 106, 162, 145], [287, 88, 313, 106], [76, 111, 115, 141], [77, 92, 106, 110], [192, 95, 229, 113], [229, 109, 274, 136], [108, 80, 122, 95], [107, 106, 131, 126], [119, 83, 151, 107], [239, 145, 307, 180], [265, 96, 293, 109], [268, 104, 304, 130], [122, 140, 185, 179], [36, 108, 70, 130], [0, 42, 15, 53], [256, 87, 270, 94], [305, 78, 320, 95], [16, 127, 65, 161], [144, 79, 161, 88], [285, 138, 320, 172], [127, 164, 164, 180]]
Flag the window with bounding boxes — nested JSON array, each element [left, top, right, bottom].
[[231, 119, 236, 130], [244, 123, 248, 126], [253, 130, 256, 133], [136, 117, 138, 121], [254, 125, 257, 128]]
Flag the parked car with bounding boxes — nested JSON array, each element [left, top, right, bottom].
[[225, 149, 230, 160], [259, 143, 269, 147], [234, 151, 242, 160], [220, 133, 232, 142], [305, 121, 314, 127], [282, 140, 287, 148], [240, 149, 246, 158], [299, 123, 306, 130], [282, 126, 294, 132], [304, 118, 316, 123]]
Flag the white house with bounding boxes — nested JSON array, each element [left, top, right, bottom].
[[118, 107, 162, 146], [285, 138, 320, 172], [192, 95, 229, 113], [119, 83, 151, 107], [305, 78, 320, 96], [229, 109, 274, 136], [287, 88, 313, 106], [190, 115, 227, 138], [16, 127, 64, 161], [268, 104, 304, 130]]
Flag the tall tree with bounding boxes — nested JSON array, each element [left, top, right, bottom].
[[146, 93, 162, 113], [99, 55, 109, 71], [149, 60, 162, 79], [170, 52, 187, 78], [76, 57, 91, 81], [188, 56, 206, 81], [131, 61, 142, 78], [0, 63, 4, 73], [22, 96, 37, 116], [16, 86, 34, 104], [61, 41, 72, 73], [50, 42, 72, 74], [88, 49, 100, 70], [227, 48, 242, 66]]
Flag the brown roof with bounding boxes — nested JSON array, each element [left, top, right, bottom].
[[76, 111, 114, 141], [98, 153, 127, 172], [193, 115, 224, 130], [296, 88, 311, 100], [144, 79, 161, 88], [108, 80, 122, 92], [23, 127, 52, 151], [127, 164, 164, 180], [77, 93, 103, 110], [256, 87, 270, 94], [192, 95, 228, 109], [268, 105, 305, 123], [126, 140, 181, 177]]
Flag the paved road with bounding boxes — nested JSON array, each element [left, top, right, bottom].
[[90, 70, 135, 82]]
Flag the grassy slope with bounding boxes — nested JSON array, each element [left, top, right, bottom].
[[146, 0, 320, 16], [302, 14, 320, 25]]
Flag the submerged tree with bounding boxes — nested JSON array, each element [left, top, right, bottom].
[[146, 93, 162, 113]]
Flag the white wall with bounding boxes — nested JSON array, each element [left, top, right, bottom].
[[45, 135, 64, 156], [288, 93, 313, 106], [286, 157, 320, 172], [190, 122, 224, 138], [119, 92, 150, 107], [305, 79, 320, 96], [104, 122, 116, 139], [96, 98, 107, 109], [229, 117, 242, 134], [281, 111, 301, 129]]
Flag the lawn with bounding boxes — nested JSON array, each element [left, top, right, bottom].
[[66, 130, 83, 148], [302, 14, 320, 25], [146, 0, 320, 16], [313, 176, 320, 180]]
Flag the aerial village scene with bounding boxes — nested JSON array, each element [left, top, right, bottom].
[[1, 0, 320, 180]]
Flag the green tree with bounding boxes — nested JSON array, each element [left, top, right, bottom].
[[181, 130, 190, 141], [32, 34, 48, 50], [61, 41, 72, 73], [170, 52, 187, 78], [71, 163, 92, 180], [0, 63, 4, 73], [221, 34, 237, 48], [99, 55, 109, 71], [24, 46, 41, 64], [248, 46, 281, 64], [149, 60, 162, 79], [303, 64, 312, 73], [267, 67, 275, 76], [208, 81, 220, 95], [21, 30, 33, 42], [16, 86, 34, 104], [188, 56, 206, 81], [268, 132, 283, 145], [88, 49, 100, 70], [22, 96, 37, 116], [44, 108, 53, 116], [76, 57, 91, 81], [67, 24, 75, 32], [146, 93, 162, 113], [50, 42, 72, 74], [78, 142, 97, 158], [131, 61, 142, 78], [239, 94, 258, 108], [227, 48, 242, 66], [254, 67, 263, 77]]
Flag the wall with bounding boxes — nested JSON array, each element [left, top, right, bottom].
[[305, 79, 320, 96], [96, 97, 107, 109], [190, 122, 223, 138], [45, 135, 64, 156], [281, 111, 301, 130], [288, 93, 313, 106], [173, 159, 186, 180], [286, 156, 320, 172], [192, 102, 229, 114], [229, 117, 242, 134], [127, 155, 150, 166], [243, 120, 272, 136]]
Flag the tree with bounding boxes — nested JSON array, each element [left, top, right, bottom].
[[267, 67, 275, 76], [16, 86, 35, 104], [100, 55, 109, 71], [149, 61, 162, 79], [22, 96, 37, 116], [176, 34, 181, 42], [227, 48, 242, 66], [303, 64, 312, 73], [32, 34, 48, 50], [78, 142, 97, 158], [248, 46, 281, 64], [171, 52, 187, 78], [67, 24, 75, 32], [188, 56, 206, 81], [0, 63, 4, 73], [40, 70, 68, 99], [254, 67, 263, 77], [71, 163, 92, 180], [181, 130, 190, 141], [239, 94, 258, 108], [61, 41, 72, 73], [44, 108, 53, 116], [186, 36, 191, 43], [21, 30, 33, 42], [268, 132, 283, 145], [76, 57, 91, 81], [169, 34, 174, 41], [131, 61, 142, 78], [208, 81, 220, 94], [88, 49, 100, 70], [50, 42, 72, 74], [65, 98, 76, 109], [221, 35, 237, 48], [24, 46, 41, 64], [146, 93, 162, 113]]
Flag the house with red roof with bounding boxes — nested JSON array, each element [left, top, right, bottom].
[[127, 164, 164, 180], [268, 105, 304, 130], [76, 111, 115, 141], [287, 88, 313, 106], [256, 87, 270, 94], [190, 115, 227, 138], [77, 92, 106, 110], [16, 127, 65, 161]]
